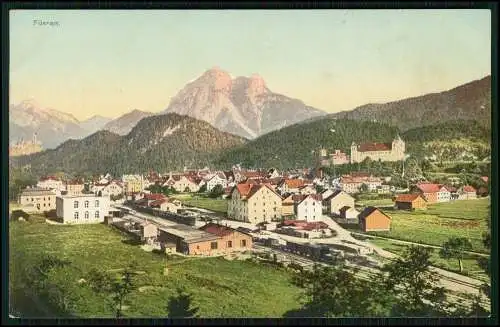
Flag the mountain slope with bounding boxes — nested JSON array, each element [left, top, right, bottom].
[[214, 118, 401, 169], [9, 100, 89, 149], [12, 113, 247, 176], [79, 115, 113, 133], [329, 76, 491, 131], [162, 67, 326, 139], [102, 109, 155, 135]]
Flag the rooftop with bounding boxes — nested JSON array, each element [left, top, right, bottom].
[[158, 224, 219, 243]]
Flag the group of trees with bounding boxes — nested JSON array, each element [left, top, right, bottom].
[[145, 184, 178, 196], [286, 245, 489, 317]]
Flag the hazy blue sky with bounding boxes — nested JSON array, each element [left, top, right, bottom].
[[10, 9, 491, 120]]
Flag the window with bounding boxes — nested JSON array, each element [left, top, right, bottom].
[[43, 203, 46, 207], [210, 242, 218, 250], [74, 201, 79, 208], [84, 200, 89, 208], [74, 212, 79, 220], [31, 198, 34, 202], [95, 200, 100, 207], [85, 211, 89, 219], [241, 239, 247, 247], [95, 211, 100, 218], [227, 241, 232, 248]]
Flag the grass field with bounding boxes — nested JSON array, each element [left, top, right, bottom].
[[356, 198, 394, 208], [350, 198, 490, 254], [368, 238, 489, 283], [9, 220, 302, 318], [171, 194, 228, 214]]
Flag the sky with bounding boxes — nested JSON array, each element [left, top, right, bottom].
[[10, 9, 491, 121]]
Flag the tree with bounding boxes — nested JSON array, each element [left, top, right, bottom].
[[197, 184, 207, 193], [439, 237, 473, 273], [382, 246, 448, 316], [315, 184, 326, 194], [287, 264, 393, 317], [184, 187, 191, 193], [208, 184, 224, 199], [166, 288, 199, 318], [359, 183, 369, 193], [86, 262, 138, 318]]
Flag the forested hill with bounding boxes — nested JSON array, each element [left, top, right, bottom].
[[214, 118, 400, 169], [328, 75, 491, 132], [401, 120, 490, 143], [11, 113, 247, 177]]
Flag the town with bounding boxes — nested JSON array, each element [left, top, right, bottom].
[[10, 135, 491, 317]]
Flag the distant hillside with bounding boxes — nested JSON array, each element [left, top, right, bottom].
[[12, 113, 247, 176], [329, 76, 491, 131], [102, 109, 156, 135], [214, 118, 400, 169]]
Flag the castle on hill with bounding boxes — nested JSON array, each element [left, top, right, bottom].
[[350, 135, 405, 163], [9, 133, 43, 157]]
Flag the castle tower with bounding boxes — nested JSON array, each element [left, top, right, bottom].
[[350, 142, 357, 164]]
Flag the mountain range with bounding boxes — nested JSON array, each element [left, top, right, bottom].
[[12, 113, 246, 176], [162, 67, 326, 139], [9, 70, 491, 171]]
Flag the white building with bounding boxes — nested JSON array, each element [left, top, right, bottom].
[[350, 135, 405, 164], [437, 186, 451, 202], [56, 194, 110, 224], [18, 187, 57, 213], [294, 194, 323, 222], [205, 173, 228, 192], [37, 176, 66, 193]]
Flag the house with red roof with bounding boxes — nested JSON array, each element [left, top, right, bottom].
[[277, 178, 312, 194], [413, 183, 442, 204], [198, 222, 253, 254], [227, 183, 282, 224], [394, 193, 427, 210], [457, 185, 477, 200]]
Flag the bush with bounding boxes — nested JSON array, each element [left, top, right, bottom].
[[11, 210, 30, 221], [44, 209, 57, 219]]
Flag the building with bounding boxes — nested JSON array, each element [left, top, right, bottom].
[[267, 168, 281, 179], [164, 174, 200, 193], [18, 187, 57, 213], [298, 185, 317, 195], [437, 185, 451, 203], [281, 194, 295, 217], [350, 135, 405, 163], [150, 198, 182, 213], [9, 133, 42, 157], [330, 149, 350, 165], [37, 176, 65, 193], [458, 186, 477, 200], [323, 190, 355, 215], [358, 207, 391, 232], [198, 223, 253, 254], [277, 179, 311, 194], [339, 176, 363, 194], [293, 194, 323, 222], [158, 223, 252, 256], [413, 183, 441, 204], [339, 206, 360, 220], [227, 183, 282, 224], [102, 181, 124, 197], [122, 174, 146, 194], [205, 173, 228, 192], [394, 194, 427, 210], [56, 194, 110, 224], [140, 223, 158, 244]]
